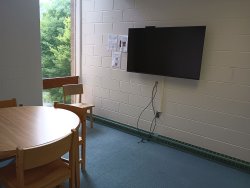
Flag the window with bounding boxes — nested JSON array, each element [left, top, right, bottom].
[[40, 0, 75, 105]]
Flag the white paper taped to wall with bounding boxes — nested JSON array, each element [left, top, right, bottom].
[[118, 35, 128, 52], [112, 51, 121, 68], [107, 34, 118, 51]]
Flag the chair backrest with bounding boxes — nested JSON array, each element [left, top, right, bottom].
[[63, 84, 83, 103], [16, 129, 77, 186], [43, 76, 79, 90], [0, 98, 17, 108]]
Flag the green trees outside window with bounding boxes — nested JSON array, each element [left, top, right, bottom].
[[40, 0, 71, 104]]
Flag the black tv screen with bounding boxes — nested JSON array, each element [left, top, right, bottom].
[[127, 26, 206, 80]]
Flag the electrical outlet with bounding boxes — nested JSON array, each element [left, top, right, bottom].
[[155, 111, 161, 118]]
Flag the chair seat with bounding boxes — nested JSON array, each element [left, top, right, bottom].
[[0, 159, 70, 188], [70, 102, 94, 110]]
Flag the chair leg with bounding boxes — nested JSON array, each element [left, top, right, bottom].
[[81, 144, 85, 171], [76, 146, 80, 188], [70, 176, 74, 188], [81, 127, 86, 171], [90, 107, 93, 128], [57, 184, 65, 188], [80, 116, 86, 171]]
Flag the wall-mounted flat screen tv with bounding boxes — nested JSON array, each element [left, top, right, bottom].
[[127, 26, 206, 80]]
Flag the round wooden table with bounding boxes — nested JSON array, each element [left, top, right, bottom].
[[0, 106, 80, 159]]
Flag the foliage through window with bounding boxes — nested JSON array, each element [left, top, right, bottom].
[[40, 0, 71, 105]]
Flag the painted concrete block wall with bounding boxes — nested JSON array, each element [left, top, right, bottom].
[[81, 0, 250, 161], [0, 0, 42, 105]]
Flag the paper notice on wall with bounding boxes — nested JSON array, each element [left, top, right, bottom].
[[118, 35, 128, 52], [112, 51, 121, 69], [107, 34, 118, 51]]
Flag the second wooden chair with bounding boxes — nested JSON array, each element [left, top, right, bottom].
[[63, 83, 95, 128], [54, 102, 88, 187]]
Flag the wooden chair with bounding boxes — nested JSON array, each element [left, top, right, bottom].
[[0, 98, 17, 108], [54, 102, 87, 187], [0, 98, 17, 162], [0, 98, 23, 162], [0, 129, 77, 188], [63, 83, 95, 128]]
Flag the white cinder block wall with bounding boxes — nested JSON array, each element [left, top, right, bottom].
[[80, 0, 250, 162], [0, 0, 42, 105]]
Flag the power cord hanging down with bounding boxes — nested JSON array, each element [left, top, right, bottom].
[[148, 81, 158, 140], [136, 81, 158, 143]]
